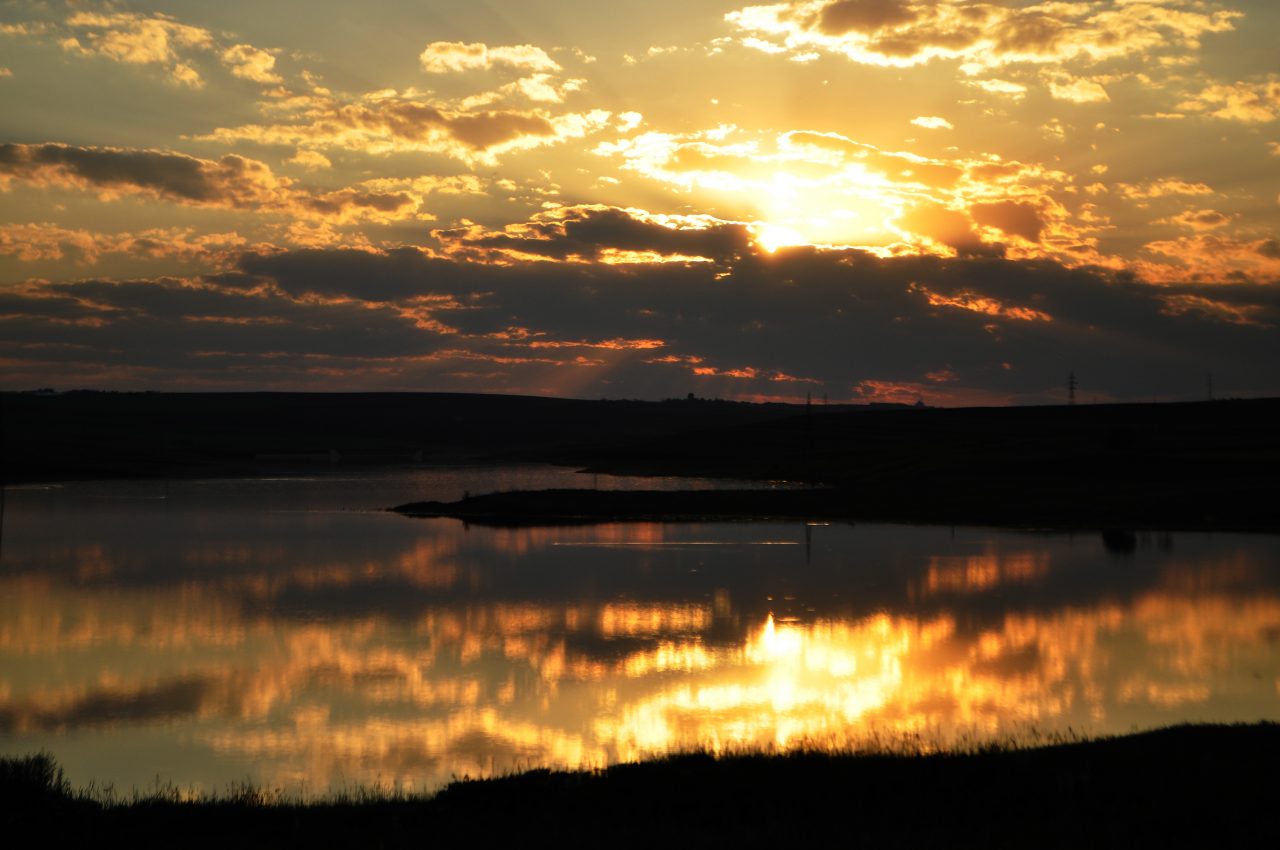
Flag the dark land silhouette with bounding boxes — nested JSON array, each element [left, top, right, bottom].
[[6, 391, 1279, 529], [5, 724, 1278, 848], [1, 391, 838, 481]]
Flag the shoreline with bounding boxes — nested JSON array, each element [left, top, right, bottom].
[[391, 487, 1280, 533]]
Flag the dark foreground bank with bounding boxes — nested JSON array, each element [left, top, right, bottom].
[[4, 724, 1278, 848]]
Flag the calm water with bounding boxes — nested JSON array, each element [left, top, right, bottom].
[[2, 467, 1278, 796]]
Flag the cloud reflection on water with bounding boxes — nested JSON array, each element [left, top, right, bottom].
[[2, 499, 1279, 794]]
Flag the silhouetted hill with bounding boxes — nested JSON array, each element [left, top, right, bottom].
[[549, 398, 1280, 528], [6, 392, 1278, 528], [0, 391, 820, 482]]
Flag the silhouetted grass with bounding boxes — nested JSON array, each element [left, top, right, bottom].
[[3, 723, 1278, 847]]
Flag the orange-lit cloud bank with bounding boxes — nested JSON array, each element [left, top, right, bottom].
[[1, 1, 1277, 401]]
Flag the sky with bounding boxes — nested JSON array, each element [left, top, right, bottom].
[[1, 0, 1278, 404]]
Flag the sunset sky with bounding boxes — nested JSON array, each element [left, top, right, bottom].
[[2, 0, 1277, 403]]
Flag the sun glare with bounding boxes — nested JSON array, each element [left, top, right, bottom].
[[754, 222, 808, 253], [747, 164, 902, 251]]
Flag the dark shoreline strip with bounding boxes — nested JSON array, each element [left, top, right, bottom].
[[391, 487, 1280, 531]]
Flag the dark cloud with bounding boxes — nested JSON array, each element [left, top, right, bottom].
[[0, 142, 421, 222], [3, 206, 1278, 401], [971, 201, 1046, 243], [438, 206, 754, 263], [0, 142, 278, 206], [447, 111, 556, 149], [816, 0, 917, 35]]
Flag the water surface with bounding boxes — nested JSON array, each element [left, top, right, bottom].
[[2, 467, 1278, 796]]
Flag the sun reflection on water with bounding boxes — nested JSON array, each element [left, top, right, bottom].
[[2, 517, 1279, 795]]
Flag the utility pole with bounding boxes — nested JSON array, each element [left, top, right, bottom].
[[1067, 371, 1077, 405], [1207, 373, 1214, 401]]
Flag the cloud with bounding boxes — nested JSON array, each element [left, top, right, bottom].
[[8, 203, 1276, 400], [911, 116, 953, 130], [725, 1, 1241, 70], [0, 142, 424, 224], [1177, 78, 1280, 123], [1045, 74, 1110, 104], [965, 78, 1027, 99], [30, 9, 286, 90], [597, 126, 1091, 260], [198, 93, 612, 164], [1158, 209, 1233, 231], [434, 204, 754, 263], [221, 44, 282, 84], [61, 10, 214, 86], [0, 223, 249, 264], [970, 200, 1047, 243], [0, 142, 286, 205], [286, 149, 332, 171], [1117, 179, 1216, 200], [419, 42, 560, 74], [1142, 234, 1280, 283], [816, 0, 917, 35]]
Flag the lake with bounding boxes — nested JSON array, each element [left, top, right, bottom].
[[2, 466, 1278, 797]]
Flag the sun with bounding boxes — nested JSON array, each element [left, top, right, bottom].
[[754, 222, 809, 253], [750, 169, 899, 252]]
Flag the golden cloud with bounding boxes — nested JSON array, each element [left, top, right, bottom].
[[198, 93, 612, 164], [1143, 234, 1280, 283], [1177, 78, 1280, 123], [419, 41, 561, 74], [726, 1, 1241, 70], [0, 223, 249, 264], [598, 125, 1093, 259], [62, 10, 213, 86], [0, 142, 425, 225], [221, 43, 282, 85]]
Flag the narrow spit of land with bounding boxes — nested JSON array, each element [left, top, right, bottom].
[[5, 724, 1278, 848], [392, 396, 1280, 530]]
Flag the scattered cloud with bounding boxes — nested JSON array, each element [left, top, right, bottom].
[[61, 10, 213, 86], [1157, 209, 1233, 231], [1143, 234, 1280, 282], [419, 42, 560, 74], [197, 93, 612, 164], [966, 78, 1027, 99], [286, 149, 332, 171], [725, 1, 1241, 70], [0, 142, 424, 224], [1177, 78, 1280, 123], [1045, 74, 1110, 104], [911, 116, 953, 130], [0, 222, 249, 264], [221, 44, 282, 85], [1117, 179, 1216, 200]]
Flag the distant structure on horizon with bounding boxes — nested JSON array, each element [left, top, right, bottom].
[[1068, 371, 1077, 405]]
